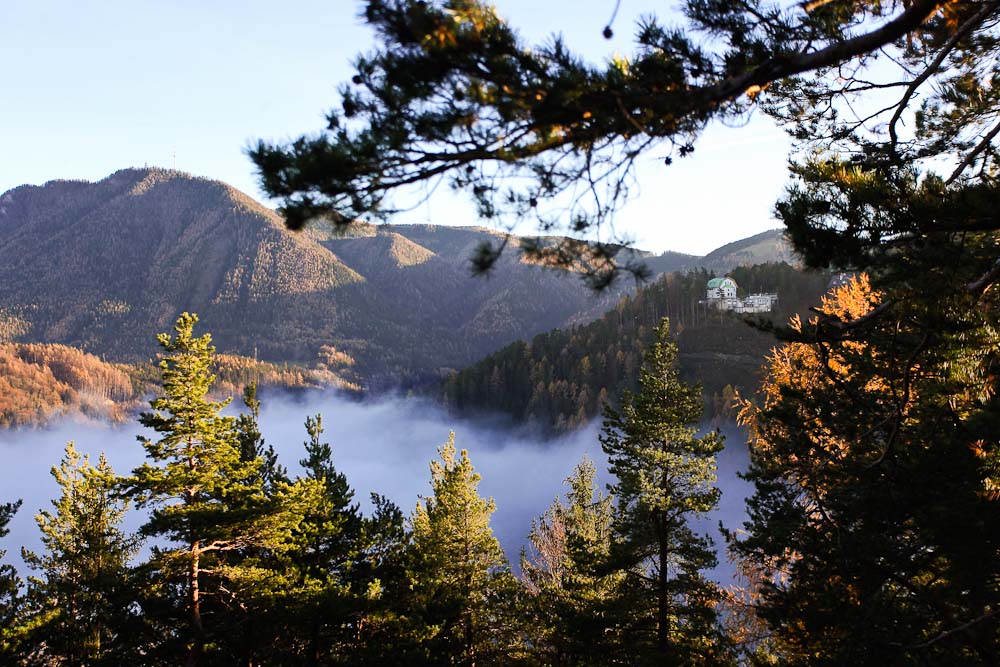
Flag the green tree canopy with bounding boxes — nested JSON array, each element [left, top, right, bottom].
[[21, 442, 139, 666], [600, 318, 727, 665], [126, 313, 302, 666], [408, 433, 514, 666]]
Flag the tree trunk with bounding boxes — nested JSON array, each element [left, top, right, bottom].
[[657, 523, 670, 656], [187, 543, 204, 667]]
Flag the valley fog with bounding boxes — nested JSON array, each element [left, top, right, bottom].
[[0, 390, 751, 581]]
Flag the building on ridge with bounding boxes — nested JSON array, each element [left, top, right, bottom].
[[703, 276, 778, 314], [706, 277, 738, 300]]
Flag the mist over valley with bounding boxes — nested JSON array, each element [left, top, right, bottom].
[[0, 389, 751, 582]]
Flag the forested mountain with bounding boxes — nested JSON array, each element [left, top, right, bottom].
[[0, 342, 349, 428], [0, 168, 791, 392], [444, 263, 830, 431]]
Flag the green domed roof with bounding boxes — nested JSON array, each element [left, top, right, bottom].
[[707, 277, 736, 288]]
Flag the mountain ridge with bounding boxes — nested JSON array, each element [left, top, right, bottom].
[[1, 168, 792, 390]]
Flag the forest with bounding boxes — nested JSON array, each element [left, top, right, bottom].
[[0, 312, 736, 665], [5, 0, 1000, 662], [3, 267, 998, 666], [444, 263, 830, 430]]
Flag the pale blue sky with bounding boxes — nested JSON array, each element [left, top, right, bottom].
[[0, 0, 792, 255]]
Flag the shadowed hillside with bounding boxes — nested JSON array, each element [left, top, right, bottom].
[[444, 262, 830, 432]]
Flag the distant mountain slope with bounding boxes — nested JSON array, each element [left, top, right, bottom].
[[0, 168, 799, 393], [0, 169, 362, 363], [683, 228, 793, 273], [444, 262, 830, 432], [0, 169, 630, 388]]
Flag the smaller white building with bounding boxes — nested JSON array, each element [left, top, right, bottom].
[[732, 292, 779, 313]]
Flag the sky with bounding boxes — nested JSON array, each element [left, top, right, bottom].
[[0, 0, 793, 255]]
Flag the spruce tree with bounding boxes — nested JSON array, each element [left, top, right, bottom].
[[21, 442, 138, 665], [521, 457, 625, 666], [408, 433, 512, 666], [126, 313, 298, 666], [599, 318, 726, 665], [0, 499, 23, 659], [236, 381, 287, 492], [288, 413, 365, 664]]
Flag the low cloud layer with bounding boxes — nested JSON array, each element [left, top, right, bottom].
[[0, 391, 752, 581]]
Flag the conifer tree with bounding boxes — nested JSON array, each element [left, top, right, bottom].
[[600, 318, 727, 665], [287, 413, 365, 664], [732, 277, 1000, 665], [126, 313, 299, 666], [0, 499, 23, 659], [408, 433, 512, 666], [236, 382, 287, 492], [21, 442, 138, 665], [521, 457, 625, 666]]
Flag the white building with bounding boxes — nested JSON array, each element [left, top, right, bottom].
[[704, 276, 778, 314], [706, 277, 738, 300]]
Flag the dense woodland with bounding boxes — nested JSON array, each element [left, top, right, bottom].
[[444, 263, 830, 431], [0, 313, 743, 665]]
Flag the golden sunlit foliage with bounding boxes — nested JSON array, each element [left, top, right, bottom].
[[0, 343, 138, 427], [739, 275, 888, 469], [731, 271, 1000, 664], [0, 342, 357, 428]]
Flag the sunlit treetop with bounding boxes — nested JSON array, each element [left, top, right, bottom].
[[249, 0, 998, 286]]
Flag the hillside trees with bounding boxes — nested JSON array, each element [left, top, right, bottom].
[[599, 319, 727, 665], [445, 263, 828, 431], [19, 443, 139, 666]]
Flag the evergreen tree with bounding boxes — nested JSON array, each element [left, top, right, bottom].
[[521, 457, 625, 666], [408, 433, 514, 666], [0, 499, 23, 659], [287, 413, 365, 664], [236, 381, 287, 492], [21, 442, 139, 665], [599, 318, 727, 665], [126, 313, 299, 666], [342, 491, 409, 667], [732, 277, 1000, 665]]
